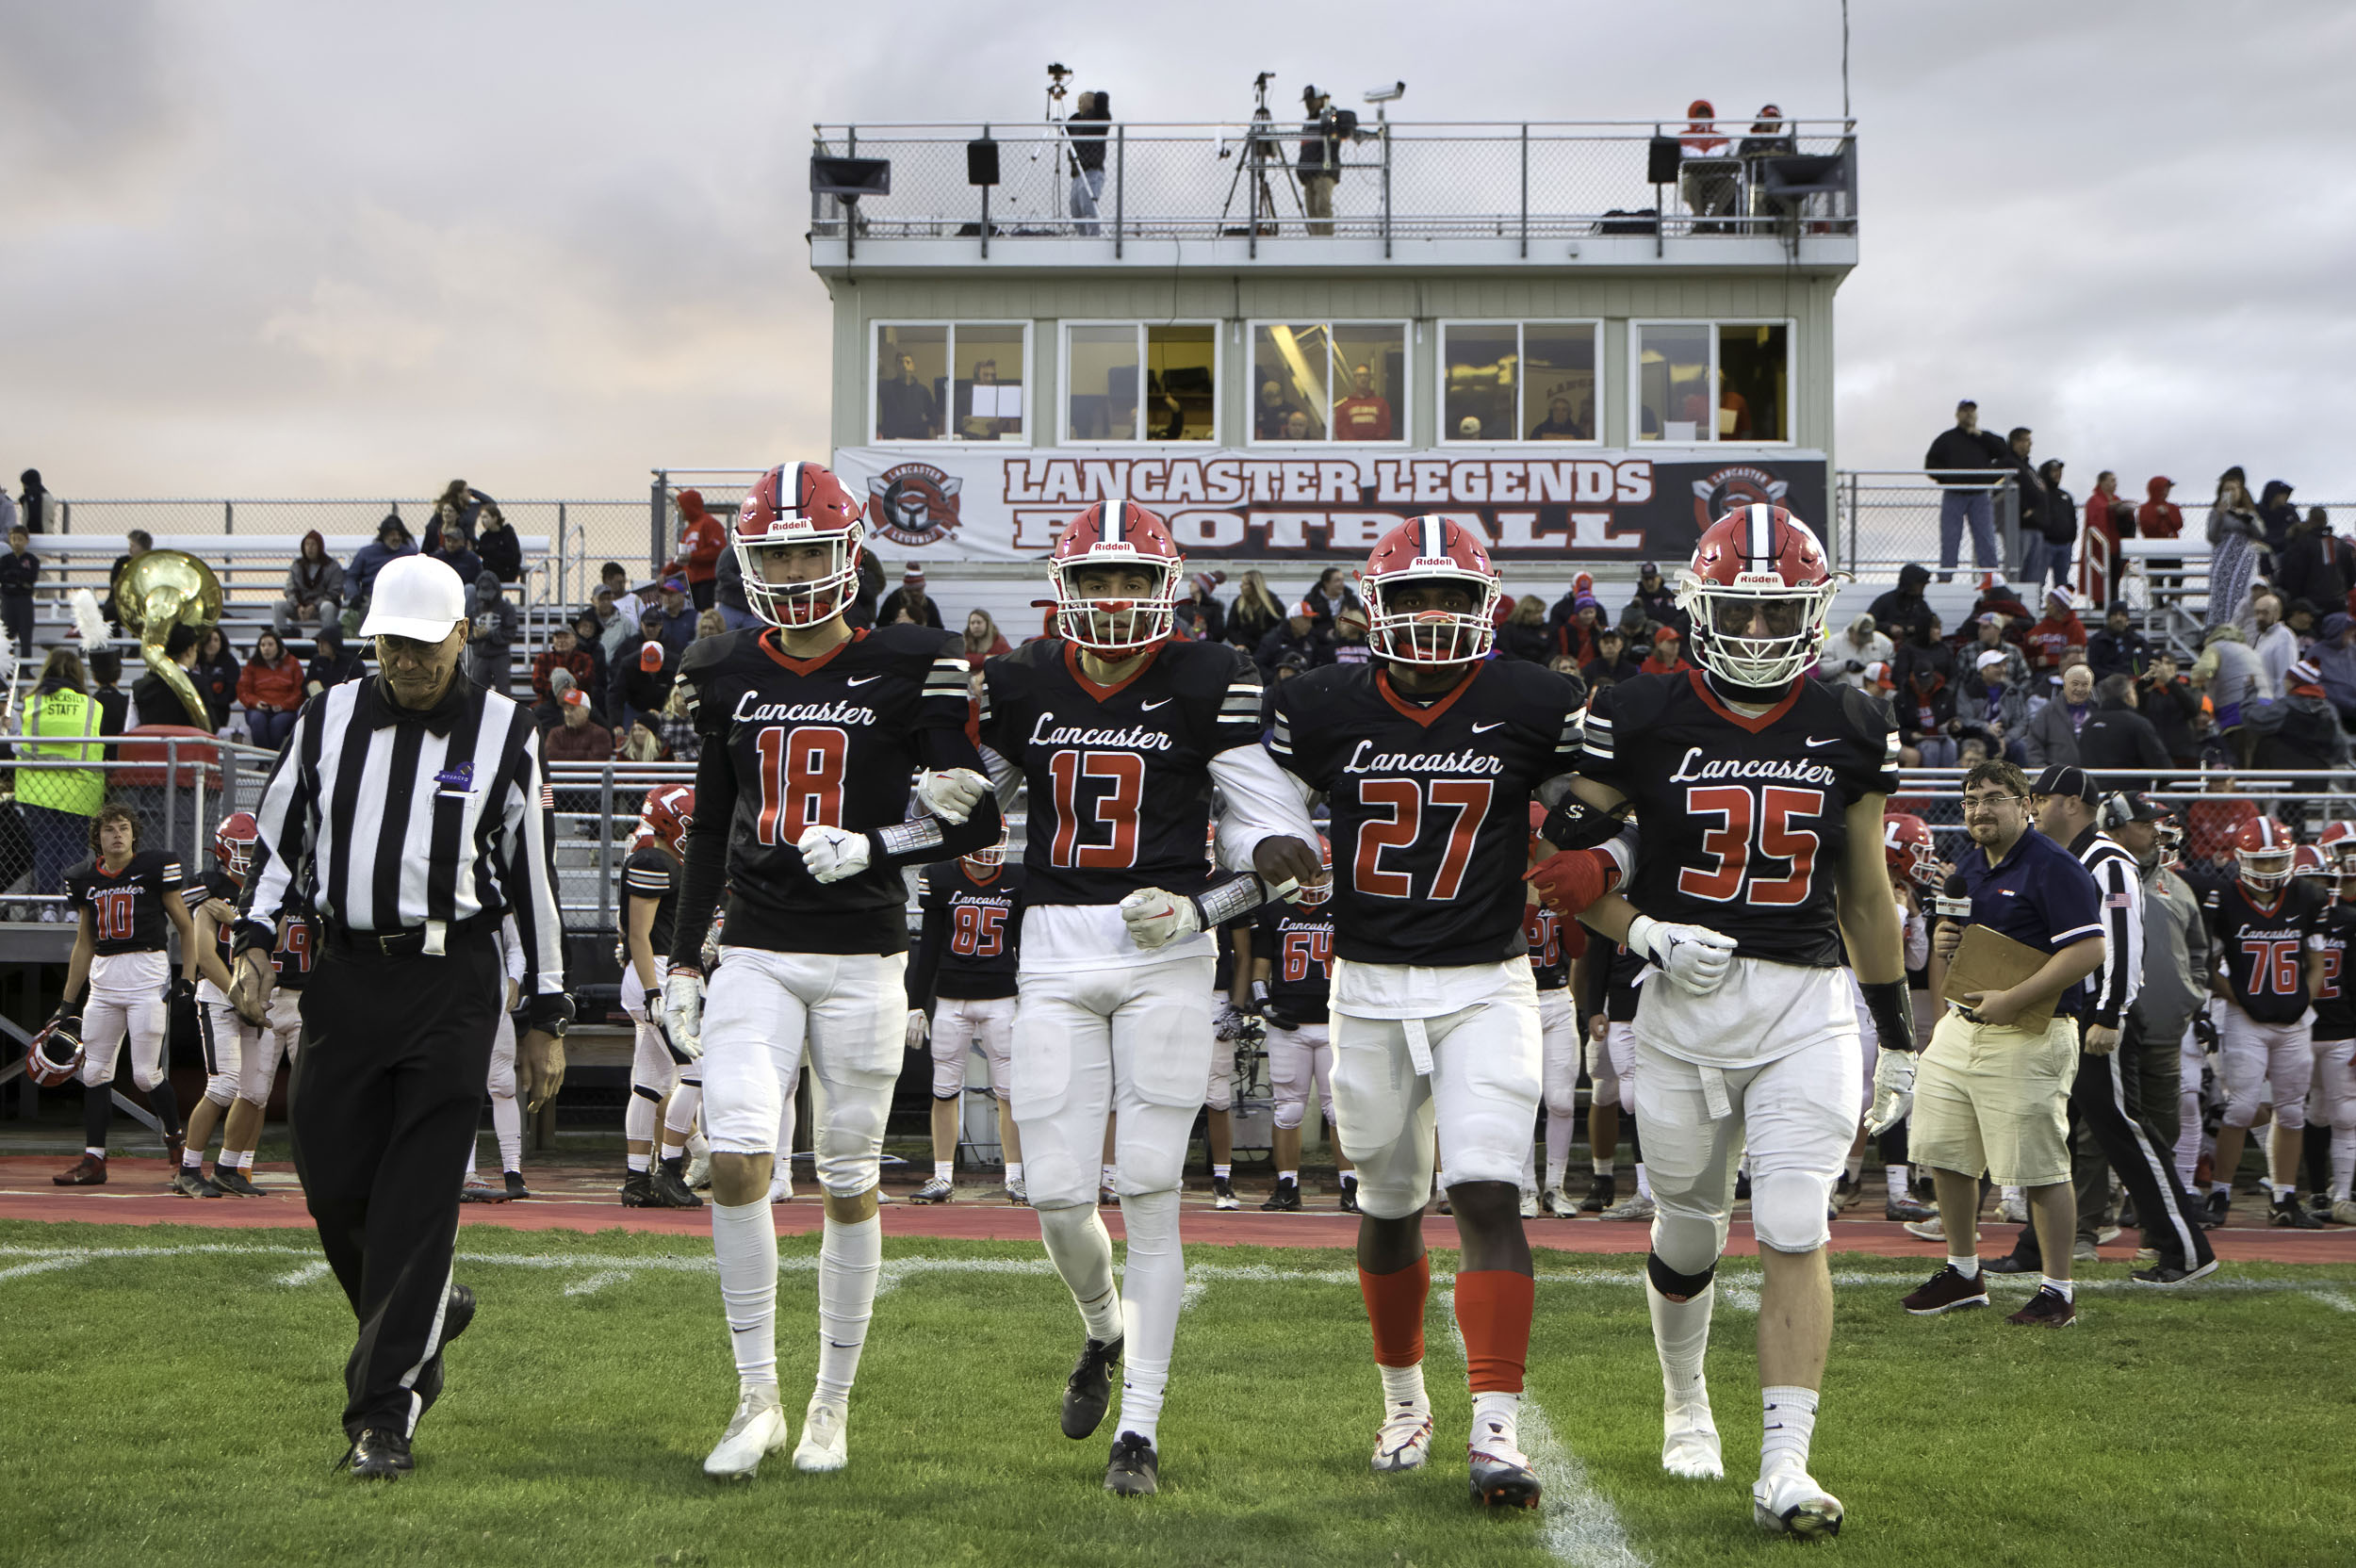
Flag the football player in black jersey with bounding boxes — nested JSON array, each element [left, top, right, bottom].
[[2310, 832, 2356, 1224], [2201, 817, 2328, 1227], [620, 784, 700, 1210], [978, 496, 1320, 1497], [173, 812, 260, 1198], [53, 805, 199, 1187], [214, 890, 316, 1196], [1563, 505, 1907, 1539], [1522, 808, 1588, 1218], [1252, 839, 1350, 1212], [657, 463, 1003, 1480], [906, 825, 1026, 1204], [1266, 516, 1598, 1509]]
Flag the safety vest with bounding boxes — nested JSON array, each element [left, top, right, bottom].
[[18, 690, 105, 816]]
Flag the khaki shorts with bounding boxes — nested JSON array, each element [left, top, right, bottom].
[[1908, 1009, 2080, 1187]]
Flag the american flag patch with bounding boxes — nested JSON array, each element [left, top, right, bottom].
[[540, 781, 555, 808], [2105, 892, 2132, 906]]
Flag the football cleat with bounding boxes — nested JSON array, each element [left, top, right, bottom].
[[619, 1170, 654, 1207], [2130, 1257, 2220, 1286], [1099, 1181, 1121, 1208], [793, 1396, 849, 1473], [2202, 1188, 2229, 1226], [1104, 1431, 1159, 1496], [912, 1176, 955, 1204], [685, 1152, 712, 1190], [1212, 1175, 1240, 1211], [1832, 1173, 1860, 1208], [1260, 1178, 1301, 1212], [1752, 1466, 1842, 1538], [2269, 1194, 2324, 1229], [1338, 1179, 1361, 1214], [1884, 1193, 1937, 1223], [703, 1385, 790, 1479], [503, 1171, 532, 1200], [768, 1172, 794, 1204], [1061, 1336, 1123, 1439], [1468, 1436, 1542, 1510], [1997, 1192, 2028, 1224], [1541, 1185, 1576, 1218], [2333, 1200, 2356, 1227], [212, 1166, 264, 1198], [54, 1153, 106, 1186], [1902, 1215, 1981, 1244], [343, 1427, 413, 1480], [1006, 1177, 1029, 1206], [459, 1180, 509, 1203], [171, 1168, 224, 1200], [648, 1164, 703, 1208], [1579, 1172, 1616, 1213], [1518, 1187, 1540, 1219], [1599, 1191, 1656, 1222], [1661, 1393, 1724, 1479], [1433, 1191, 1453, 1217], [1902, 1264, 1991, 1315], [1734, 1170, 1752, 1201], [1371, 1406, 1434, 1473]]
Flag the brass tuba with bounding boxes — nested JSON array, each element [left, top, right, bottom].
[[116, 549, 224, 729]]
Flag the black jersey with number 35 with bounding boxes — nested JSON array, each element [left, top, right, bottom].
[[1270, 661, 1583, 968], [2204, 878, 2325, 1024], [980, 638, 1262, 907], [1579, 670, 1897, 970], [66, 849, 185, 956]]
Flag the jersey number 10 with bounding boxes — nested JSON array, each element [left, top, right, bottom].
[[1677, 785, 1824, 906]]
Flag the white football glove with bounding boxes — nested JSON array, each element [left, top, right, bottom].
[[661, 967, 706, 1060], [796, 824, 872, 883], [1119, 887, 1203, 950], [906, 1008, 930, 1050], [914, 767, 990, 825], [1627, 913, 1739, 996], [1865, 1049, 1917, 1137]]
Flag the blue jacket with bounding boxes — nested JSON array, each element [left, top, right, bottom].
[[349, 537, 417, 597]]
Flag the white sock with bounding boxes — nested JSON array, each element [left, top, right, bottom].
[[627, 1152, 650, 1173], [492, 1092, 522, 1174], [1843, 1150, 1865, 1184], [1886, 1163, 1909, 1195], [232, 1149, 254, 1169], [1212, 1163, 1231, 1181], [1379, 1361, 1428, 1413], [1646, 1278, 1713, 1408], [1951, 1253, 1981, 1279], [1545, 1113, 1573, 1191], [2041, 1274, 2075, 1302], [814, 1212, 882, 1406], [2270, 1181, 2296, 1201], [1340, 1171, 1358, 1189], [1101, 1163, 1118, 1191], [932, 1161, 952, 1182], [2330, 1127, 2354, 1203], [1760, 1385, 1819, 1475], [1005, 1160, 1023, 1185], [182, 1146, 204, 1169], [1039, 1203, 1123, 1342], [1471, 1391, 1521, 1455], [712, 1199, 778, 1387], [1594, 1154, 1615, 1178], [1635, 1163, 1652, 1200], [1277, 1168, 1298, 1184], [1114, 1189, 1184, 1446]]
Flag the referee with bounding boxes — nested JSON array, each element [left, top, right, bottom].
[[229, 554, 572, 1478]]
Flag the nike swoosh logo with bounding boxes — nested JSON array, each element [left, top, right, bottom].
[[1140, 697, 1173, 711], [845, 676, 882, 687], [1804, 736, 1839, 747], [1471, 721, 1504, 733]]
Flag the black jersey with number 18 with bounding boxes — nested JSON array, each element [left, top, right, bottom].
[[1579, 669, 1897, 970]]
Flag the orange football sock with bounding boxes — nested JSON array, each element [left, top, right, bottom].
[[1454, 1269, 1534, 1394], [1358, 1255, 1431, 1367]]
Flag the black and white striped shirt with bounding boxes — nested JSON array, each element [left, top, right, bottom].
[[2073, 826, 2143, 1029], [236, 673, 564, 1002]]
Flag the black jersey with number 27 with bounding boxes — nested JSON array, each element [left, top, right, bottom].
[[1579, 669, 1898, 970]]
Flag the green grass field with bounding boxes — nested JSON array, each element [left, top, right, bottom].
[[3, 1220, 2351, 1568]]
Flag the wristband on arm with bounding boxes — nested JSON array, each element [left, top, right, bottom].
[[1860, 978, 1917, 1054]]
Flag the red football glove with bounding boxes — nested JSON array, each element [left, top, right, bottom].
[[1524, 845, 1621, 916]]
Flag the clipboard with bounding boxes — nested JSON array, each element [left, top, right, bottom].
[[1939, 924, 2057, 1034]]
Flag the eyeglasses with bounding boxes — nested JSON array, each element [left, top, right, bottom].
[[1960, 795, 2023, 816]]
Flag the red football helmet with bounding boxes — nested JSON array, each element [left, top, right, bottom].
[[24, 1013, 85, 1088], [2292, 843, 2331, 883], [641, 783, 695, 856], [965, 824, 1011, 871], [1050, 497, 1183, 655], [2316, 819, 2356, 872], [2234, 817, 2296, 890], [1675, 503, 1841, 691], [214, 810, 260, 880], [733, 462, 866, 628], [1296, 834, 1335, 906], [1362, 515, 1500, 664], [1882, 811, 1941, 890]]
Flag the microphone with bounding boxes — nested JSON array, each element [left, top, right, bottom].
[[1932, 868, 1972, 923]]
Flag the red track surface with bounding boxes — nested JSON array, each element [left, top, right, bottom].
[[4, 1155, 2350, 1263]]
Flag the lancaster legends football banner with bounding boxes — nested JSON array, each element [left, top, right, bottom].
[[832, 448, 1830, 564]]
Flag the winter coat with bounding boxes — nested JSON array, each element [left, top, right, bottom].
[[2273, 529, 2353, 617], [2252, 694, 2349, 770], [2139, 673, 2203, 762], [1822, 629, 1894, 688], [1922, 426, 2009, 484], [193, 648, 239, 730], [476, 522, 523, 584], [2086, 626, 2154, 681], [1497, 622, 1552, 663], [1869, 565, 1937, 644], [1958, 669, 2033, 739], [349, 530, 417, 597], [237, 653, 306, 713], [2020, 698, 2086, 770], [2074, 702, 2171, 792], [285, 538, 345, 604], [2024, 612, 2086, 670], [2256, 482, 2301, 555], [2136, 477, 2184, 540]]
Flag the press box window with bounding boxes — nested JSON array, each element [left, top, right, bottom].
[[1063, 324, 1217, 442], [1632, 321, 1789, 443], [1251, 322, 1407, 443], [873, 322, 1029, 443], [1438, 321, 1598, 443]]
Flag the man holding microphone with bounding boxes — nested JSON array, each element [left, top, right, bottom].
[[1895, 760, 2106, 1326]]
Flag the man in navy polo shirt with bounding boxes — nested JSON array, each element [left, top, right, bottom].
[[1896, 759, 2106, 1327]]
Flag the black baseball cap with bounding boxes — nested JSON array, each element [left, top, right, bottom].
[[2109, 791, 2167, 824], [1639, 561, 1661, 577], [2029, 764, 2099, 804]]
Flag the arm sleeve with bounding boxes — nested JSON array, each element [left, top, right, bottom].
[[1903, 909, 1931, 971], [907, 874, 945, 1011], [667, 741, 736, 970], [1574, 682, 1628, 794], [2087, 857, 2142, 1028], [876, 724, 1005, 868], [236, 702, 319, 954], [499, 718, 566, 1001], [1209, 741, 1321, 875]]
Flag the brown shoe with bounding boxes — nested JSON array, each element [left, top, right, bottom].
[[1901, 1263, 1990, 1315], [2005, 1285, 2077, 1327], [54, 1153, 107, 1186]]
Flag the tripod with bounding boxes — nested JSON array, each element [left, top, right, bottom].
[[1219, 77, 1301, 236]]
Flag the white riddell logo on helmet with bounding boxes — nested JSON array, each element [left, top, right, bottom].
[[1410, 555, 1459, 568]]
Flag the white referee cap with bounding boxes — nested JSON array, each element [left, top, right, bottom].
[[360, 555, 467, 641]]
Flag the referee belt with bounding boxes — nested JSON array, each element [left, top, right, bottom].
[[324, 913, 498, 959]]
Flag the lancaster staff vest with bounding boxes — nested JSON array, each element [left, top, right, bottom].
[[19, 690, 105, 816]]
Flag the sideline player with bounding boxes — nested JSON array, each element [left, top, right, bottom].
[[1253, 841, 1352, 1211], [173, 812, 261, 1197], [979, 495, 1319, 1496], [1525, 809, 1588, 1217], [461, 916, 532, 1200], [53, 806, 198, 1187], [1564, 505, 1909, 1538], [620, 784, 702, 1209], [661, 462, 1004, 1479], [1587, 939, 1652, 1217], [1267, 516, 1596, 1508], [907, 825, 1026, 1204], [1840, 812, 1937, 1222], [2311, 835, 2356, 1224], [214, 896, 316, 1193], [2202, 818, 2328, 1227]]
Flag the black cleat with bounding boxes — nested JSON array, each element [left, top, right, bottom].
[[1578, 1172, 1616, 1213], [1468, 1446, 1542, 1509], [414, 1283, 476, 1418], [2131, 1257, 2220, 1286], [620, 1170, 654, 1206], [1261, 1178, 1301, 1212], [1061, 1336, 1122, 1439], [2202, 1188, 2230, 1226], [171, 1168, 224, 1200], [1104, 1431, 1158, 1496], [2269, 1194, 2324, 1229], [502, 1170, 532, 1201], [212, 1166, 264, 1197], [343, 1427, 413, 1479], [1338, 1179, 1360, 1214], [647, 1163, 703, 1208], [1210, 1175, 1239, 1211], [1734, 1170, 1753, 1201]]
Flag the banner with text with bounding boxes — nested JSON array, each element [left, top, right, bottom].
[[832, 448, 1828, 564]]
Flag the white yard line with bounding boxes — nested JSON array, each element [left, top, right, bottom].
[[274, 1260, 332, 1287], [562, 1269, 631, 1298]]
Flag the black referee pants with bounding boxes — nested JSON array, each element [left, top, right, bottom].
[[291, 930, 501, 1441], [2004, 1017, 2215, 1273]]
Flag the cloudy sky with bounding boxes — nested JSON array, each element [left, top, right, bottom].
[[9, 0, 2352, 506]]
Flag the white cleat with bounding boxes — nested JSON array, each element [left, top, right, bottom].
[[1752, 1466, 1843, 1539], [703, 1384, 790, 1479], [793, 1396, 849, 1473], [1661, 1396, 1724, 1479], [684, 1152, 712, 1190], [1997, 1193, 2028, 1225], [1371, 1406, 1434, 1473], [1599, 1191, 1656, 1222], [767, 1173, 793, 1204], [1517, 1187, 1540, 1218]]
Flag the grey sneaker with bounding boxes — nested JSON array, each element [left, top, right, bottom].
[[1599, 1191, 1656, 1222], [912, 1175, 954, 1204]]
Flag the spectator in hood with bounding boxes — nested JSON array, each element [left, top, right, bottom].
[[2086, 603, 2153, 681], [2025, 586, 2087, 672], [2004, 427, 2050, 566], [2256, 479, 2302, 555], [1869, 562, 1937, 645], [0, 524, 37, 657], [1894, 618, 1958, 765], [129, 623, 203, 728], [2204, 467, 2266, 632], [2274, 507, 2352, 619], [2136, 476, 2184, 539], [2025, 457, 2075, 596], [2249, 591, 2299, 692], [2021, 662, 2096, 770], [2253, 660, 2350, 772], [1638, 627, 1689, 676], [567, 609, 611, 707], [1629, 560, 1681, 631], [709, 542, 758, 632], [475, 503, 522, 584], [1823, 612, 1893, 689], [347, 514, 417, 610], [2136, 652, 2203, 766], [274, 530, 347, 634], [2310, 612, 2356, 725], [304, 626, 366, 699], [1677, 100, 1738, 232], [2074, 674, 2172, 793], [192, 626, 240, 731], [1922, 400, 2009, 580], [1960, 647, 2033, 760], [1173, 570, 1226, 644], [876, 563, 942, 629], [18, 467, 53, 533], [672, 489, 726, 611], [466, 570, 519, 693], [1583, 625, 1644, 686], [237, 629, 306, 751], [2079, 470, 2135, 607]]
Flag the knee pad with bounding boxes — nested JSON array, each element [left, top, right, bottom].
[[1544, 1081, 1579, 1120], [204, 1077, 237, 1108], [1271, 1098, 1305, 1131], [130, 1063, 165, 1093], [1646, 1250, 1717, 1300], [1752, 1168, 1832, 1254], [2275, 1100, 2307, 1133], [1116, 1185, 1180, 1253], [486, 1055, 516, 1099], [1648, 1203, 1723, 1277], [931, 1043, 967, 1100], [2221, 1085, 2265, 1130]]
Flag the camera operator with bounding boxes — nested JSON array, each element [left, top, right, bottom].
[[1298, 86, 1355, 236], [1068, 89, 1111, 236]]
